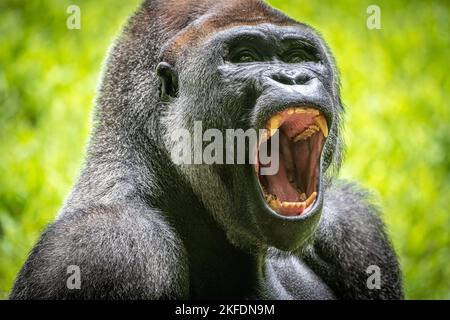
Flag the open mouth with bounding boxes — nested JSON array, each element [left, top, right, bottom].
[[255, 107, 328, 216]]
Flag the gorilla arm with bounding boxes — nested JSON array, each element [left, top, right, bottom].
[[9, 204, 189, 299], [263, 180, 403, 300]]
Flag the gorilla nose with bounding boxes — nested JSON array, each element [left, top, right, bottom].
[[271, 71, 312, 86]]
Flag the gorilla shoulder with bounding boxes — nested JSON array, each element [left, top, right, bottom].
[[301, 180, 403, 299], [10, 205, 189, 299], [263, 181, 402, 300], [321, 180, 388, 239]]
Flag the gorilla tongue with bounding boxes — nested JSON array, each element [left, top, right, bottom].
[[264, 130, 302, 202], [258, 107, 326, 216]]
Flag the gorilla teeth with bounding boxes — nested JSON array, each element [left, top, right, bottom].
[[293, 124, 320, 142], [265, 192, 317, 215], [259, 107, 325, 216], [283, 202, 306, 210], [263, 108, 328, 142], [267, 113, 282, 132], [268, 198, 280, 209], [294, 107, 320, 116], [305, 192, 317, 207], [314, 115, 328, 138]]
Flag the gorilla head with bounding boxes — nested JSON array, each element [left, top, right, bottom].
[[97, 0, 344, 252]]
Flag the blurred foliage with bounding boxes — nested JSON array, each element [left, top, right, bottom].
[[0, 0, 448, 299]]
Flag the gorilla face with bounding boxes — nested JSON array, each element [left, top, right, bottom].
[[159, 23, 342, 251]]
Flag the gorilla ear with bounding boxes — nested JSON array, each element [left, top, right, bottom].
[[156, 62, 178, 101]]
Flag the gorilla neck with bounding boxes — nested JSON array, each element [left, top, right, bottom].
[[154, 166, 263, 298]]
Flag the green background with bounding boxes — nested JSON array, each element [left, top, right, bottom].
[[0, 0, 449, 299]]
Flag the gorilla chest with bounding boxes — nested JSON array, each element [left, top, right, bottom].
[[262, 254, 335, 300]]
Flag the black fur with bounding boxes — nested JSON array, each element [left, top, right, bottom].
[[10, 0, 402, 299]]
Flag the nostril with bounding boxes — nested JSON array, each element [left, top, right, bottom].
[[295, 74, 312, 85], [271, 72, 313, 85], [271, 73, 296, 85]]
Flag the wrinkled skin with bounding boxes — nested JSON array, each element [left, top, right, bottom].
[[163, 24, 341, 251]]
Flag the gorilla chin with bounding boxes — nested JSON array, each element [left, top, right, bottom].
[[250, 105, 328, 251]]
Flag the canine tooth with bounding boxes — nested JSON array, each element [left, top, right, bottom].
[[305, 192, 317, 207], [314, 115, 328, 138], [267, 114, 282, 131], [259, 128, 278, 144], [269, 128, 278, 138]]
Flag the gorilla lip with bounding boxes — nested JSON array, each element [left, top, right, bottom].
[[256, 107, 327, 216]]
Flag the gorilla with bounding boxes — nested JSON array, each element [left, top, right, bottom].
[[10, 0, 402, 299]]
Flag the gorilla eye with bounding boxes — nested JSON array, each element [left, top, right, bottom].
[[230, 48, 260, 63], [284, 48, 318, 63]]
